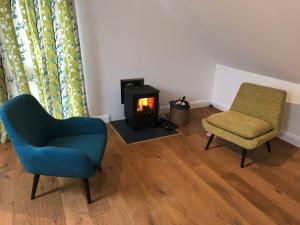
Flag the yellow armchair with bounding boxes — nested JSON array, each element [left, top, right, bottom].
[[202, 83, 287, 168]]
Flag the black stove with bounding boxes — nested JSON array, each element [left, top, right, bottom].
[[121, 79, 159, 130]]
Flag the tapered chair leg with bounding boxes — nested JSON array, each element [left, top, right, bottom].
[[31, 174, 40, 200], [82, 178, 92, 204], [241, 149, 247, 168], [266, 141, 271, 153], [205, 134, 215, 150]]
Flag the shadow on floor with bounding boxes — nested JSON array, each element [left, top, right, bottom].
[[207, 137, 299, 168]]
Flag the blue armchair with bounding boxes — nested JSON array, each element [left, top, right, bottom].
[[0, 94, 107, 204]]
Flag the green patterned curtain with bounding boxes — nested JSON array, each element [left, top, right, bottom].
[[0, 57, 8, 143], [0, 0, 88, 143]]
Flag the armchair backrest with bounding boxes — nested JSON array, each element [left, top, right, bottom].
[[230, 83, 287, 130], [0, 94, 53, 147]]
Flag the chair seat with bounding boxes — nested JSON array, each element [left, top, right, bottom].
[[206, 111, 273, 139], [48, 134, 106, 167]]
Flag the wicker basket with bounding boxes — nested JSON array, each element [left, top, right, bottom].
[[170, 104, 190, 126]]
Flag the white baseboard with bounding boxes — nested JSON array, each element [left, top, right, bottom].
[[160, 99, 211, 113], [280, 131, 300, 148], [93, 114, 110, 123], [210, 100, 229, 111], [190, 99, 212, 108]]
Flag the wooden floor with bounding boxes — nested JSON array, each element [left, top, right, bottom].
[[0, 107, 300, 225]]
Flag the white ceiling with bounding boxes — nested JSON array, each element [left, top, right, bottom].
[[159, 0, 300, 83]]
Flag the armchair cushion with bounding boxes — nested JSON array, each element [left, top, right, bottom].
[[25, 146, 96, 178], [48, 134, 106, 167], [206, 111, 273, 139]]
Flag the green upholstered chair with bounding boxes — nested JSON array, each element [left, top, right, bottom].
[[202, 83, 287, 168]]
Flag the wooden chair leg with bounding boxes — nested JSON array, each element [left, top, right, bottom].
[[266, 141, 271, 153], [241, 149, 247, 168], [82, 178, 92, 204], [31, 174, 40, 200], [205, 134, 215, 150]]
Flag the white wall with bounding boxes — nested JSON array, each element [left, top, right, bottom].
[[155, 0, 300, 84], [74, 0, 215, 120], [212, 65, 300, 147]]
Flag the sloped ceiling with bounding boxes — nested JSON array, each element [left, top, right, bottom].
[[160, 0, 300, 83]]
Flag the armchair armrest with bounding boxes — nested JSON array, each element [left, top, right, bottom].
[[24, 146, 96, 178], [54, 117, 107, 137]]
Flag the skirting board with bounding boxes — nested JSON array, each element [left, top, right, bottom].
[[211, 100, 300, 148], [210, 100, 229, 111], [279, 131, 300, 148], [160, 99, 211, 113]]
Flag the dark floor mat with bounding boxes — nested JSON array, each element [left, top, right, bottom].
[[110, 119, 179, 144]]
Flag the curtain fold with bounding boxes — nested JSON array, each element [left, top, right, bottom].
[[38, 0, 63, 118], [0, 57, 8, 143], [0, 0, 88, 143], [57, 0, 85, 117], [19, 0, 48, 110], [0, 0, 30, 94]]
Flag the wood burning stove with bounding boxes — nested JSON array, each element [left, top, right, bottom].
[[121, 79, 159, 130]]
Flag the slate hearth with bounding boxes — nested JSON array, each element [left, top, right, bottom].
[[110, 119, 178, 144]]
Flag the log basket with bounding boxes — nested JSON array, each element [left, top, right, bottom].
[[169, 100, 190, 126]]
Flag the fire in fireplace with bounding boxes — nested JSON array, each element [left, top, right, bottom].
[[121, 79, 159, 130], [137, 97, 155, 112]]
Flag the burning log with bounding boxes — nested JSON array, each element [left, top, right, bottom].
[[170, 96, 190, 110]]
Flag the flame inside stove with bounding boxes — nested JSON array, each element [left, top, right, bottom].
[[137, 97, 155, 112]]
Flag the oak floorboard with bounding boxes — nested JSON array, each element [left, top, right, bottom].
[[0, 144, 16, 225], [121, 139, 251, 225], [250, 165, 300, 203], [13, 168, 66, 225], [193, 164, 278, 225], [223, 173, 300, 225], [58, 177, 97, 225]]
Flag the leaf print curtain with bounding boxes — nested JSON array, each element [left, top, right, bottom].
[[0, 56, 9, 143], [0, 0, 88, 143]]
